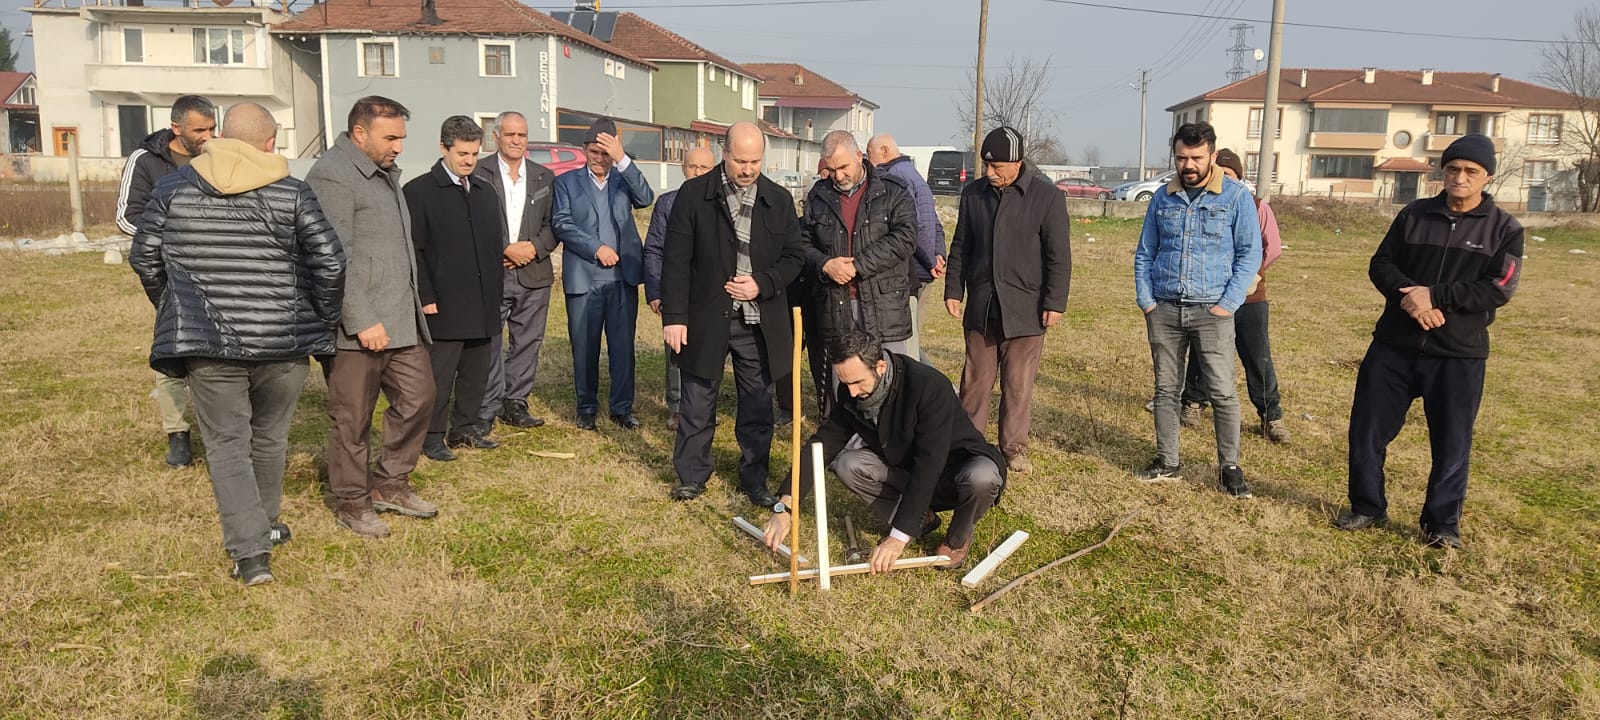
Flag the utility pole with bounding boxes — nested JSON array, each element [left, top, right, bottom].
[[66, 130, 83, 233], [1255, 0, 1284, 200], [973, 0, 989, 178], [1132, 68, 1149, 180]]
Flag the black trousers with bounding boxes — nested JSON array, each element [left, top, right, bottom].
[[776, 289, 831, 419], [427, 338, 493, 439], [1183, 300, 1283, 422], [674, 318, 774, 496], [1346, 340, 1485, 533]]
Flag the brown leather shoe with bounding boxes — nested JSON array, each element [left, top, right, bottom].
[[336, 505, 390, 539], [934, 543, 970, 570], [371, 487, 439, 519]]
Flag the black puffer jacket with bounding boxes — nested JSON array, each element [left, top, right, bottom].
[[130, 141, 345, 377], [800, 164, 918, 345]]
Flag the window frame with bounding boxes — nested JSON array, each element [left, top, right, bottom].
[[1309, 154, 1375, 180], [357, 38, 399, 78], [1247, 106, 1283, 139], [1528, 114, 1562, 145], [191, 27, 247, 67], [1311, 108, 1387, 135], [123, 27, 144, 64], [1524, 159, 1559, 185], [479, 40, 514, 78]]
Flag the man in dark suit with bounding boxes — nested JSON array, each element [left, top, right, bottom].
[[761, 330, 1006, 571], [552, 117, 656, 431], [474, 111, 559, 432], [660, 121, 807, 505], [404, 116, 506, 461]]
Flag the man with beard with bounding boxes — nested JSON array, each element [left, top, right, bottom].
[[117, 94, 217, 468], [1133, 121, 1261, 498]]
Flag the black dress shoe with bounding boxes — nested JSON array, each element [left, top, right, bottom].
[[610, 413, 642, 430], [1333, 510, 1388, 531], [446, 433, 500, 450], [747, 489, 778, 508], [166, 431, 194, 468], [670, 483, 704, 501], [499, 399, 545, 428], [1423, 528, 1464, 549], [422, 439, 457, 462], [575, 414, 598, 431]]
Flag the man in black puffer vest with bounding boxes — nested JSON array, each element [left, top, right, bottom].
[[130, 103, 345, 586], [1335, 134, 1524, 550]]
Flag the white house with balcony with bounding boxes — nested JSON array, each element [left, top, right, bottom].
[[744, 62, 876, 145], [1166, 68, 1583, 208], [24, 0, 320, 159]]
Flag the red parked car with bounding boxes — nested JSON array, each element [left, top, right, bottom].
[[1055, 177, 1112, 199], [526, 142, 587, 176]]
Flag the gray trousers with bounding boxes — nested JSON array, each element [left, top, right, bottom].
[[478, 281, 552, 429], [186, 358, 310, 561], [1146, 301, 1240, 467], [832, 447, 1002, 549]]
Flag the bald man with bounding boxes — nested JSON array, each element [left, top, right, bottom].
[[644, 146, 716, 430], [659, 122, 807, 505], [130, 102, 345, 586], [868, 133, 946, 365]]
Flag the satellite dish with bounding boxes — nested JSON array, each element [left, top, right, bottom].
[[1253, 48, 1265, 62]]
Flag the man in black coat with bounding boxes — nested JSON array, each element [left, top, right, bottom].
[[803, 130, 918, 354], [474, 111, 559, 432], [944, 126, 1072, 474], [660, 121, 807, 505], [129, 103, 344, 586], [404, 116, 506, 461], [762, 330, 1006, 570]]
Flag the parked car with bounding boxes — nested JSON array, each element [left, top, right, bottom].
[[526, 142, 586, 176], [1055, 177, 1112, 199], [927, 150, 971, 196], [1113, 170, 1177, 202]]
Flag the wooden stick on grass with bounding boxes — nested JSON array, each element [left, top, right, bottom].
[[970, 513, 1139, 613], [789, 306, 803, 597]]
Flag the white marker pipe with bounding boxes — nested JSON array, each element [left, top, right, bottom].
[[748, 555, 951, 585], [732, 516, 808, 566], [960, 530, 1031, 588], [812, 442, 831, 591]]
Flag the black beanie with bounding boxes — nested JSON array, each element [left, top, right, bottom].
[[981, 126, 1024, 163], [583, 117, 618, 145], [1441, 133, 1496, 175]]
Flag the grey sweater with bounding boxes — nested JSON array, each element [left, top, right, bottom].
[[305, 134, 430, 351]]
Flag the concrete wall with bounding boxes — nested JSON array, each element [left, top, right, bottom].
[[700, 63, 755, 125], [651, 62, 699, 127], [550, 38, 652, 125], [28, 10, 106, 156]]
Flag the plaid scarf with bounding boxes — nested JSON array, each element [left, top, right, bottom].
[[722, 169, 761, 324]]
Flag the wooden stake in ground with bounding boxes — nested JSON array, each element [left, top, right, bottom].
[[959, 530, 1030, 588], [749, 555, 951, 586], [788, 306, 803, 597], [812, 442, 831, 591], [970, 514, 1138, 613]]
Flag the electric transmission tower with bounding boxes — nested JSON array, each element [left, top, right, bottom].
[[1226, 23, 1254, 82]]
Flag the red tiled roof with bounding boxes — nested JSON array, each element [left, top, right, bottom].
[[0, 72, 34, 109], [609, 12, 752, 78], [758, 118, 799, 141], [743, 62, 874, 108], [1374, 157, 1435, 173], [1168, 68, 1577, 111], [272, 0, 656, 69]]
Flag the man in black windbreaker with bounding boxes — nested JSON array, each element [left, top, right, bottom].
[[129, 103, 345, 586], [117, 95, 217, 469], [1335, 134, 1523, 549]]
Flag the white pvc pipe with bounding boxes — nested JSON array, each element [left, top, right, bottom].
[[960, 530, 1031, 588], [732, 516, 809, 566], [812, 442, 831, 591]]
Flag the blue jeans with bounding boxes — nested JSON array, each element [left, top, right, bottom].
[[567, 281, 639, 417], [1146, 302, 1241, 468]]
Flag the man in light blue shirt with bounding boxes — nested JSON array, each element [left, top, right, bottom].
[[1133, 121, 1261, 497]]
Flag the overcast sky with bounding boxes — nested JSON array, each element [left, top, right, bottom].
[[6, 0, 1592, 165]]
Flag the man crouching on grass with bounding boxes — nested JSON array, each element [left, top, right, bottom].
[[130, 102, 345, 586], [764, 330, 1006, 571]]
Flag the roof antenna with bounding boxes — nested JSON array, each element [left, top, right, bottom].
[[421, 0, 442, 24]]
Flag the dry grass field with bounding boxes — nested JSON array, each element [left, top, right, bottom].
[[1, 200, 1597, 719]]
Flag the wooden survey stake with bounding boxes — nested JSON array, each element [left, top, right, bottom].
[[788, 306, 803, 597]]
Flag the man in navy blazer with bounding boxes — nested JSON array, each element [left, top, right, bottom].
[[552, 117, 656, 430]]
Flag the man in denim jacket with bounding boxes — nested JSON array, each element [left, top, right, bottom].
[[1133, 122, 1262, 498]]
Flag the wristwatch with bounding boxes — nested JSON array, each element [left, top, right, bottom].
[[771, 500, 790, 514]]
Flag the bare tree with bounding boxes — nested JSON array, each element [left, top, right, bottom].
[[1538, 6, 1600, 212], [1081, 145, 1103, 167], [953, 53, 1069, 165]]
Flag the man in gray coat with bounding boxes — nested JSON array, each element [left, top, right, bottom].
[[474, 110, 559, 432], [306, 96, 439, 539]]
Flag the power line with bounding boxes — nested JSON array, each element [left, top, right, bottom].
[[1034, 0, 1582, 45]]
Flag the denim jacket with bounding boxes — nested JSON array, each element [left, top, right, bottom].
[[1133, 170, 1262, 313]]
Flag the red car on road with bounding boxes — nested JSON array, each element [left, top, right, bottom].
[[1055, 177, 1113, 199], [526, 142, 586, 176]]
